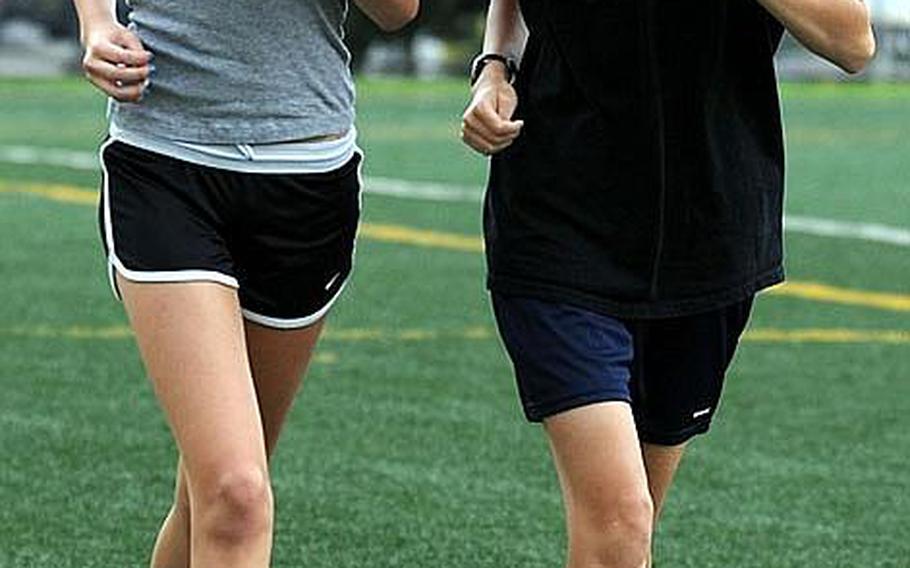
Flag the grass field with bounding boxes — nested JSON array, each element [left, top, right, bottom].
[[0, 77, 907, 568]]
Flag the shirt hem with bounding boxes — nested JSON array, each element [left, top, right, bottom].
[[110, 111, 355, 146], [487, 266, 784, 320], [108, 123, 359, 175]]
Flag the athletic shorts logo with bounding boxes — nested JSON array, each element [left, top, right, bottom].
[[692, 408, 712, 419]]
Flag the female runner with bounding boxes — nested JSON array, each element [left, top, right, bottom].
[[72, 0, 418, 566]]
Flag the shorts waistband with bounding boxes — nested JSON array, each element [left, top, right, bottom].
[[108, 121, 359, 175]]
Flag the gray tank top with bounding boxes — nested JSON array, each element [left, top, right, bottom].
[[111, 0, 355, 144]]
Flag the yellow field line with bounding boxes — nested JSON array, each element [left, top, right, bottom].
[[0, 324, 907, 345], [2, 180, 908, 313], [360, 223, 483, 253], [0, 180, 485, 250], [1, 324, 132, 340], [768, 281, 910, 312], [0, 181, 98, 205], [743, 328, 909, 344]]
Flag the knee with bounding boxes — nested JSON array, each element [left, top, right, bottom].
[[195, 465, 273, 542], [577, 492, 654, 568]]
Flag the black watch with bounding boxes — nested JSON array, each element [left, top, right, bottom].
[[470, 53, 518, 86]]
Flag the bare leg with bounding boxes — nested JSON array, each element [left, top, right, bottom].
[[150, 458, 191, 568], [641, 443, 687, 568], [150, 318, 325, 568], [120, 278, 272, 568], [246, 319, 325, 457], [642, 443, 686, 524], [545, 402, 654, 568]]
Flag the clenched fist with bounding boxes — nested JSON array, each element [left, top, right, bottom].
[[461, 63, 523, 155], [81, 22, 153, 103]]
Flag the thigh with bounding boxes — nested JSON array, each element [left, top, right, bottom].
[[244, 319, 325, 457], [545, 402, 650, 528], [118, 277, 267, 486], [629, 297, 754, 445]]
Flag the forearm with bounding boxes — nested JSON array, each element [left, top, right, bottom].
[[72, 0, 117, 42], [354, 0, 419, 32], [757, 0, 875, 73], [483, 0, 528, 62]]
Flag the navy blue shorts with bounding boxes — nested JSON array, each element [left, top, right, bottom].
[[491, 294, 754, 445]]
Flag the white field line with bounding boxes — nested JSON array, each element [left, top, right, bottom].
[[2, 144, 908, 247], [0, 145, 99, 170], [366, 176, 482, 202], [783, 215, 910, 247]]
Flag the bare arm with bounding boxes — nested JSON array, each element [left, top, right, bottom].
[[482, 0, 529, 63], [756, 0, 875, 73], [461, 0, 527, 155], [72, 0, 152, 102], [354, 0, 420, 32]]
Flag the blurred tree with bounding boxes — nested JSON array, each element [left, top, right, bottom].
[[1, 0, 77, 38]]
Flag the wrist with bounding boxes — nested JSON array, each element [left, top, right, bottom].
[[470, 53, 518, 87], [78, 12, 118, 45], [474, 62, 509, 90]]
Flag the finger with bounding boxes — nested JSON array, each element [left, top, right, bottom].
[[460, 125, 493, 154], [465, 117, 521, 144], [463, 96, 522, 136], [462, 116, 521, 151], [462, 113, 500, 146], [463, 110, 521, 147], [112, 81, 147, 102], [461, 115, 521, 155], [463, 133, 514, 156], [479, 130, 516, 154], [475, 102, 523, 137], [90, 40, 153, 67], [113, 27, 146, 52], [469, 101, 522, 137], [464, 136, 494, 156], [461, 125, 511, 156], [83, 58, 150, 84], [88, 75, 146, 103], [461, 120, 501, 151], [496, 90, 520, 121], [488, 139, 516, 154]]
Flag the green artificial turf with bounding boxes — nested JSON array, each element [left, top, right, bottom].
[[0, 77, 907, 568]]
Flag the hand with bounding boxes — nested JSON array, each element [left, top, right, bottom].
[[461, 63, 524, 155], [81, 21, 153, 103]]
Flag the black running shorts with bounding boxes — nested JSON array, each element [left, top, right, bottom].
[[492, 294, 754, 446], [99, 140, 361, 329]]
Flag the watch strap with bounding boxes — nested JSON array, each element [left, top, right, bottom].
[[470, 53, 518, 86]]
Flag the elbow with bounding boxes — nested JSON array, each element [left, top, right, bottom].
[[837, 30, 876, 74], [832, 6, 877, 75], [374, 1, 420, 32]]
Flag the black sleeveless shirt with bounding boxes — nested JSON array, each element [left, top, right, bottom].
[[485, 0, 786, 318]]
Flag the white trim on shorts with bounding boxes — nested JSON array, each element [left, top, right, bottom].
[[241, 276, 350, 330], [98, 139, 361, 328], [98, 138, 241, 301]]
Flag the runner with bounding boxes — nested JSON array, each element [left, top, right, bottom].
[[72, 0, 418, 565], [463, 1, 874, 566]]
